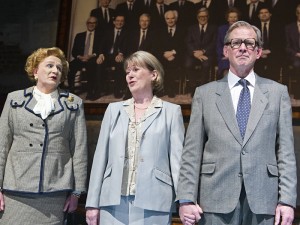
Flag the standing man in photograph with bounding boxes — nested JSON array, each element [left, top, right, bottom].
[[177, 21, 297, 225]]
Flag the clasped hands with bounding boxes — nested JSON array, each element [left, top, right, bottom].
[[179, 202, 203, 225], [193, 50, 208, 62], [164, 50, 176, 61], [96, 53, 124, 64]]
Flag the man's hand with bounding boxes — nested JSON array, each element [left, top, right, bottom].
[[274, 204, 294, 225], [86, 208, 100, 225], [179, 202, 203, 225], [63, 194, 79, 213], [96, 54, 105, 64], [115, 53, 124, 63]]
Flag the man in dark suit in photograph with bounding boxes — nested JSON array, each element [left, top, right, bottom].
[[239, 0, 266, 27], [115, 0, 141, 31], [127, 13, 156, 55], [90, 0, 115, 32], [150, 0, 170, 29], [157, 10, 186, 97], [96, 15, 128, 99], [169, 0, 196, 32], [68, 16, 101, 98], [285, 4, 300, 99], [255, 6, 284, 82], [185, 7, 217, 95], [177, 21, 296, 225]]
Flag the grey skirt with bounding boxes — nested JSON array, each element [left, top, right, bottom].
[[0, 191, 67, 225]]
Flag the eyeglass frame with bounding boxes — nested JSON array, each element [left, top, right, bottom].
[[225, 38, 258, 50]]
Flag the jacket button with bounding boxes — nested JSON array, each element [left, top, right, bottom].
[[40, 144, 43, 147], [238, 172, 243, 177], [29, 144, 33, 147], [30, 123, 33, 127], [42, 124, 45, 127]]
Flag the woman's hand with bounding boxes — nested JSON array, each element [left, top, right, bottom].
[[86, 208, 100, 225], [63, 194, 79, 213], [0, 192, 4, 211]]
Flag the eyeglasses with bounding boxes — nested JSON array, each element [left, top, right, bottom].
[[225, 38, 258, 50]]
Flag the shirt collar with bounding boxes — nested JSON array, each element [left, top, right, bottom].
[[123, 96, 162, 108], [228, 69, 256, 90]]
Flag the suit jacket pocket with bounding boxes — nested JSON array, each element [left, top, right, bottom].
[[154, 168, 173, 186], [201, 163, 216, 175], [267, 164, 278, 177]]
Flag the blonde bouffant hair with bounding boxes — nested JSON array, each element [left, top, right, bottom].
[[25, 47, 69, 82], [124, 51, 164, 94]]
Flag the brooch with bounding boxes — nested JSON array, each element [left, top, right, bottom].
[[67, 95, 74, 102]]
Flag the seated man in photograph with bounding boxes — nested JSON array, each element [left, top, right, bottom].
[[285, 3, 300, 98], [185, 7, 217, 95], [68, 16, 101, 98], [156, 10, 186, 97]]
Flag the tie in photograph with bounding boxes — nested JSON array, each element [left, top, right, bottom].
[[139, 30, 146, 48], [236, 79, 251, 139], [169, 28, 173, 37], [251, 3, 256, 20], [84, 32, 91, 56], [200, 25, 204, 42], [263, 22, 269, 48], [104, 8, 109, 23]]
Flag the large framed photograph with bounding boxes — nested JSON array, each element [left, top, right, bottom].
[[58, 0, 196, 114], [56, 0, 300, 116]]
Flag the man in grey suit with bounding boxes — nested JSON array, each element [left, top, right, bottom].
[[176, 21, 297, 225]]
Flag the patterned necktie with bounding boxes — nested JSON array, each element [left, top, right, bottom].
[[236, 79, 251, 139], [84, 32, 91, 55]]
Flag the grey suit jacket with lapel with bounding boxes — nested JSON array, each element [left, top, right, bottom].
[[0, 87, 87, 193], [176, 75, 297, 215], [86, 98, 184, 212]]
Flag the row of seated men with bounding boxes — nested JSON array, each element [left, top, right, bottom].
[[68, 0, 300, 100]]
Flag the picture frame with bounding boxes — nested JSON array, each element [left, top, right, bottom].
[[56, 0, 195, 116]]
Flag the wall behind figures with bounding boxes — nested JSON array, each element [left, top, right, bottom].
[[0, 0, 61, 95]]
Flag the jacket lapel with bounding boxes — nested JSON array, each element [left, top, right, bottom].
[[243, 75, 268, 145], [216, 77, 243, 145], [120, 103, 130, 144], [141, 103, 162, 136]]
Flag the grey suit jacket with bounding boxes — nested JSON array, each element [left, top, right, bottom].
[[0, 87, 87, 193], [176, 75, 297, 215], [86, 99, 184, 212]]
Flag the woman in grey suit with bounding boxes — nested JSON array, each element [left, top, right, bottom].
[[0, 47, 87, 224], [86, 51, 185, 225]]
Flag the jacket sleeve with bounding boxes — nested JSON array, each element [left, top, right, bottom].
[[70, 98, 88, 193], [0, 94, 14, 187], [169, 105, 185, 194], [85, 104, 113, 208], [276, 86, 297, 207]]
